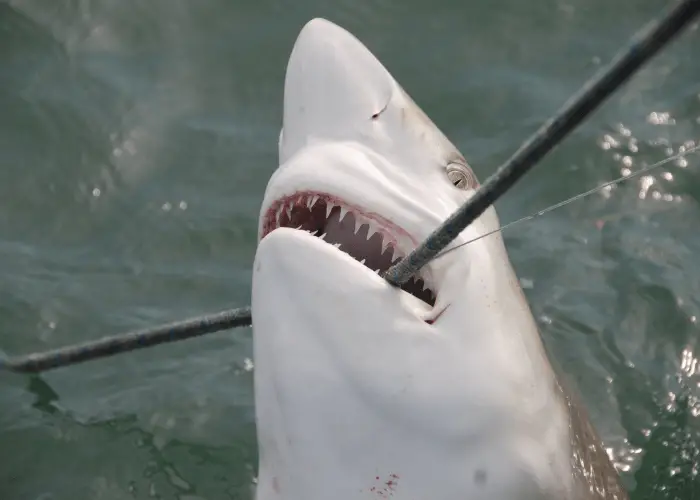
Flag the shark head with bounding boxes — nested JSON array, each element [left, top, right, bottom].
[[252, 18, 577, 500], [260, 17, 498, 321]]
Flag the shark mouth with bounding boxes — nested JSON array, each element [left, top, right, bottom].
[[261, 191, 436, 307]]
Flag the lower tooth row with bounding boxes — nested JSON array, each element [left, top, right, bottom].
[[289, 219, 418, 281]]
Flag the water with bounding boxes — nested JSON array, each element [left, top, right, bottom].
[[0, 0, 699, 498]]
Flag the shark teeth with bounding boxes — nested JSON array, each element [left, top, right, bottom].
[[366, 222, 378, 239], [264, 192, 436, 307], [381, 239, 391, 254], [275, 207, 283, 226], [354, 219, 363, 234]]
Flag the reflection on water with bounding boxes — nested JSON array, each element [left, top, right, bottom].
[[1, 0, 699, 498]]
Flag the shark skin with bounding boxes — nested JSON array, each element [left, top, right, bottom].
[[251, 18, 628, 500]]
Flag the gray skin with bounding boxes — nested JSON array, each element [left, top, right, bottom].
[[554, 367, 629, 500]]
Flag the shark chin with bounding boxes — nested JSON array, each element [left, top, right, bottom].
[[252, 17, 628, 500]]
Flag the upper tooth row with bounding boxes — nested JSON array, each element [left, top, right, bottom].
[[294, 223, 404, 260], [306, 195, 319, 209], [295, 226, 403, 262], [275, 195, 333, 223], [275, 195, 383, 242], [293, 225, 430, 291]]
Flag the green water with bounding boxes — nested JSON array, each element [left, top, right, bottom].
[[1, 0, 699, 498]]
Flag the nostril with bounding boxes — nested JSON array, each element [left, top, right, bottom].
[[370, 100, 389, 120]]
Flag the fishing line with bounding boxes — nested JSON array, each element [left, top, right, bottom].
[[383, 0, 700, 287], [432, 144, 700, 260]]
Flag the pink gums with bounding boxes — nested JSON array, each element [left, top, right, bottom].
[[261, 190, 418, 247]]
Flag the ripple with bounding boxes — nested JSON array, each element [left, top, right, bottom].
[[595, 119, 699, 206], [2, 0, 700, 499]]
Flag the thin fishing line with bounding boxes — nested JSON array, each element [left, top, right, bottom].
[[432, 144, 700, 259], [383, 0, 700, 287]]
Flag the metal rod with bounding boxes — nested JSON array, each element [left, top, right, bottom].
[[0, 307, 251, 374]]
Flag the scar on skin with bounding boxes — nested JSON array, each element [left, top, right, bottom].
[[474, 469, 488, 486]]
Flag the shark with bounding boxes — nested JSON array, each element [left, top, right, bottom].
[[251, 18, 628, 500]]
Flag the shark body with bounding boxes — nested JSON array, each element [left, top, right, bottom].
[[252, 18, 627, 500]]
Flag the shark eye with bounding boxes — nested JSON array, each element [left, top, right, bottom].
[[446, 163, 473, 190]]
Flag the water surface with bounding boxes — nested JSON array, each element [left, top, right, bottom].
[[1, 0, 699, 498]]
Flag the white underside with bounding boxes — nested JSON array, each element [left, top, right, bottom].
[[253, 229, 573, 500]]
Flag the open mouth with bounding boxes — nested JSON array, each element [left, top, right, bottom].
[[261, 191, 436, 307]]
